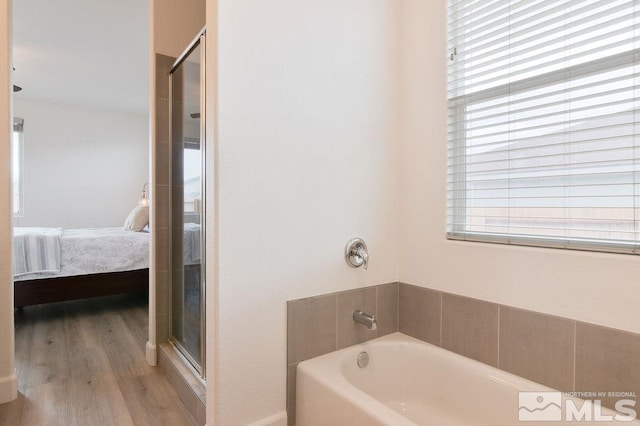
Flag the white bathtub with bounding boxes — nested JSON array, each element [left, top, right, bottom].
[[296, 332, 639, 425]]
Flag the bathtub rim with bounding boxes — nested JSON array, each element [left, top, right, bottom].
[[295, 332, 639, 425]]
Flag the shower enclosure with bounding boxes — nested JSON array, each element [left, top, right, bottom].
[[169, 29, 206, 376]]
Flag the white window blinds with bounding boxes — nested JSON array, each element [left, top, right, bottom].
[[447, 0, 640, 253]]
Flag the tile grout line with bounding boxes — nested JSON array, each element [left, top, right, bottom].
[[439, 291, 443, 347], [496, 306, 500, 368], [335, 295, 339, 351], [375, 284, 379, 338], [573, 321, 578, 392], [396, 283, 400, 333]]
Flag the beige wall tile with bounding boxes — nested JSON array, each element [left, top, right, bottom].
[[171, 68, 184, 102], [442, 293, 499, 366], [171, 100, 184, 145], [399, 283, 441, 345], [157, 313, 170, 344], [155, 99, 170, 145], [499, 307, 574, 391], [171, 149, 184, 189], [337, 287, 377, 349], [155, 54, 174, 101], [287, 295, 337, 364], [287, 364, 297, 426], [155, 228, 170, 272], [154, 185, 170, 229], [155, 142, 170, 185], [576, 323, 640, 411], [155, 270, 170, 316], [376, 283, 398, 336]]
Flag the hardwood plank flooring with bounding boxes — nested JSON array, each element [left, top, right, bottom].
[[0, 293, 197, 426]]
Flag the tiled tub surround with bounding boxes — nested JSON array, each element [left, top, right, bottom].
[[287, 283, 640, 425], [287, 283, 399, 425], [296, 333, 639, 425], [399, 283, 640, 405]]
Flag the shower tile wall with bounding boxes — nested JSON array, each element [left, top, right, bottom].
[[287, 283, 640, 425], [154, 53, 176, 343]]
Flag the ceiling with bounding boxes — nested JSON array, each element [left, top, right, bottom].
[[12, 0, 149, 114]]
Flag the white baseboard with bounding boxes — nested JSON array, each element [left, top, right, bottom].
[[146, 341, 157, 366], [0, 371, 17, 403], [248, 411, 287, 426]]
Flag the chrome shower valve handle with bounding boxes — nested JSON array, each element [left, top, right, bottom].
[[345, 238, 369, 270]]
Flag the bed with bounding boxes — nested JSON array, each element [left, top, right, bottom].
[[13, 227, 150, 307]]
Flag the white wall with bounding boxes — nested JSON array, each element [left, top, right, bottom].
[[13, 98, 149, 229], [155, 0, 205, 58], [397, 0, 640, 334], [207, 0, 400, 423]]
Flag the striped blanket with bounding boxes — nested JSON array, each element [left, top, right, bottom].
[[183, 222, 201, 265], [13, 227, 63, 277]]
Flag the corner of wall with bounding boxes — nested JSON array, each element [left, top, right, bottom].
[[0, 371, 17, 404], [147, 0, 158, 361], [0, 0, 16, 403], [146, 341, 158, 366]]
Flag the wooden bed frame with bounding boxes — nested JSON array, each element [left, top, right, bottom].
[[14, 268, 149, 307]]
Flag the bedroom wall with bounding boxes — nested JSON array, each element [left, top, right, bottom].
[[397, 0, 640, 335], [206, 0, 400, 424], [12, 98, 149, 229]]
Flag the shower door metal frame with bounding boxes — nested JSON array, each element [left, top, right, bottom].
[[168, 26, 207, 379]]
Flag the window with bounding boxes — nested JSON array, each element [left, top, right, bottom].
[[12, 118, 23, 217], [183, 141, 201, 214], [447, 0, 640, 253]]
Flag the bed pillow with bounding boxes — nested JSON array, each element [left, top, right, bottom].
[[124, 206, 149, 232]]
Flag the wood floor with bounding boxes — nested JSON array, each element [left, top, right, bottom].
[[0, 293, 197, 426]]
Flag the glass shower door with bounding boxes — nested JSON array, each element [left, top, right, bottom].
[[170, 34, 205, 375]]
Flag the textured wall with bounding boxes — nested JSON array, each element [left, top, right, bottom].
[[207, 0, 401, 423]]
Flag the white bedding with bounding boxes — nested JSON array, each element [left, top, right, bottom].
[[14, 227, 150, 281]]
